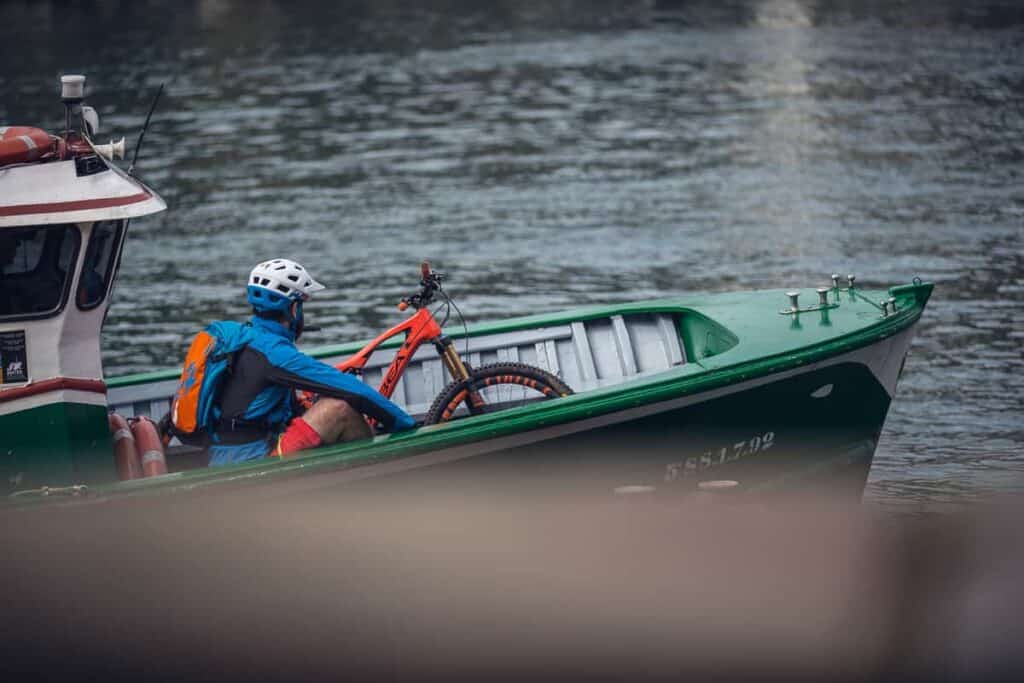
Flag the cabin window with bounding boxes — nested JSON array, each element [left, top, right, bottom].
[[76, 220, 126, 310], [0, 224, 80, 321]]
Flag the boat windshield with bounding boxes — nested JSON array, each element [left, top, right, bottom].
[[76, 220, 126, 310], [0, 224, 80, 321]]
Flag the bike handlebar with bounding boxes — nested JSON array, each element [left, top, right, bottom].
[[399, 261, 446, 311]]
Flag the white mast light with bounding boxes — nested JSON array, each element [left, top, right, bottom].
[[61, 74, 86, 101]]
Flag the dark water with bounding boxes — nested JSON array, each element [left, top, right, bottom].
[[2, 0, 1022, 509]]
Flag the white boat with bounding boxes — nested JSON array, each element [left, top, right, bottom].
[[1, 75, 165, 489]]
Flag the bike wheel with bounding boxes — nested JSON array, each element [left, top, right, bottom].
[[425, 362, 573, 425]]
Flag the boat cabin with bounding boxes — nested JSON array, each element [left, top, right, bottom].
[[0, 75, 165, 492]]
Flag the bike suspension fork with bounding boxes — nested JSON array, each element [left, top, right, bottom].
[[435, 336, 486, 412]]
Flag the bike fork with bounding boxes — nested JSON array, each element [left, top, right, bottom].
[[435, 336, 486, 414]]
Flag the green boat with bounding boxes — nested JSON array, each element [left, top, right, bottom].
[[1, 76, 933, 506], [94, 280, 929, 501]]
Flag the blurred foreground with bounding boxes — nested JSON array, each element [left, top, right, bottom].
[[2, 486, 1022, 681]]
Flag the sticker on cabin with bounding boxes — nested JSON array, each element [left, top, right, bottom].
[[0, 330, 28, 383]]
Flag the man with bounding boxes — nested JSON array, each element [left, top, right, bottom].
[[208, 258, 416, 466]]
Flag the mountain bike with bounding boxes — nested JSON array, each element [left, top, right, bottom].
[[327, 262, 573, 425]]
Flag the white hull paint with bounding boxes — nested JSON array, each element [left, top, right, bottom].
[[1, 220, 109, 417], [0, 233, 104, 377], [0, 386, 106, 417]]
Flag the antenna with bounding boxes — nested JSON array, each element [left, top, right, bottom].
[[128, 82, 165, 176]]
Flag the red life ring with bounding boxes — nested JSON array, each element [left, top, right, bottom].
[[0, 126, 53, 166], [109, 413, 142, 481], [130, 416, 168, 477]]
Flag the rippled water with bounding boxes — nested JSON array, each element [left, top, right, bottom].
[[2, 0, 1022, 508]]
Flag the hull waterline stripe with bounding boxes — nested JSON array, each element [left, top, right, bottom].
[[0, 377, 107, 404], [0, 192, 151, 217]]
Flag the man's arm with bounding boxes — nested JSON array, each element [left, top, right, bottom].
[[260, 341, 416, 431]]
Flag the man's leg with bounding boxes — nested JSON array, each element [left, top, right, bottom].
[[299, 397, 372, 444], [272, 398, 372, 458]]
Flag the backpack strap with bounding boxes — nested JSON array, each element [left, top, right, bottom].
[[159, 410, 211, 448], [209, 335, 272, 445]]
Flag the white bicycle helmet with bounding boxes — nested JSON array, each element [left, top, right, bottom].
[[246, 258, 325, 312]]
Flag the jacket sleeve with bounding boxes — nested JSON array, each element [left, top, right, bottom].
[[261, 341, 417, 432]]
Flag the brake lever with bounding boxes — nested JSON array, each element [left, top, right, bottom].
[[399, 294, 421, 311]]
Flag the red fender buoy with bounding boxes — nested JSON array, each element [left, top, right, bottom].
[[0, 126, 53, 166], [130, 416, 168, 477], [109, 413, 142, 481]]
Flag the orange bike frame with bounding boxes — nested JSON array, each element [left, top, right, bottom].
[[334, 307, 445, 400]]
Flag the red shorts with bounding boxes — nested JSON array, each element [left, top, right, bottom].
[[271, 417, 322, 458]]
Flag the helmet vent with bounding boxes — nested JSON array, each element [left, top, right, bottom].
[[287, 274, 299, 282]]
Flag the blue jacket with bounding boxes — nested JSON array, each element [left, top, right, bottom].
[[208, 316, 416, 465]]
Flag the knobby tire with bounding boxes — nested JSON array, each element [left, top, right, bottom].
[[424, 362, 573, 425]]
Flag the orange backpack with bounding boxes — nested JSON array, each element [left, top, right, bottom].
[[168, 322, 253, 445]]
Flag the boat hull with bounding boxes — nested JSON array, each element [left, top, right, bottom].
[[375, 361, 888, 499], [0, 387, 114, 492], [243, 326, 915, 502]]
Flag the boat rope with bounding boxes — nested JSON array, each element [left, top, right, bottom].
[[8, 484, 90, 499]]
